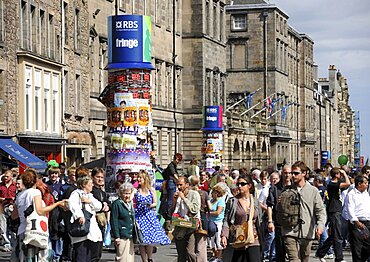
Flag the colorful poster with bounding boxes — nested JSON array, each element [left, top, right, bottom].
[[123, 106, 137, 126], [107, 108, 124, 128]]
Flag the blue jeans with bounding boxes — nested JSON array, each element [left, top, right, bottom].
[[165, 179, 177, 219], [317, 226, 334, 255], [263, 216, 276, 260]]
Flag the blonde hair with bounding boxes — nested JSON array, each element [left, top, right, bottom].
[[138, 170, 151, 190]]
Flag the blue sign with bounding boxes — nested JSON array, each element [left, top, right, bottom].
[[202, 106, 223, 131], [321, 151, 331, 165], [107, 15, 154, 69], [0, 139, 47, 171]]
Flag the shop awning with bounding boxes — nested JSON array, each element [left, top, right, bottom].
[[0, 139, 47, 170]]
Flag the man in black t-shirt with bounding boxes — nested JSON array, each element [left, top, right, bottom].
[[316, 167, 350, 262]]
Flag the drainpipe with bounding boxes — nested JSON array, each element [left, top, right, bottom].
[[172, 0, 177, 152], [262, 10, 268, 99], [61, 0, 66, 162]]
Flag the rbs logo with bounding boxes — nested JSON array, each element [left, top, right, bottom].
[[115, 20, 139, 29]]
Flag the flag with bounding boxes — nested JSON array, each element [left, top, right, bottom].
[[282, 105, 287, 121], [245, 90, 257, 109], [264, 95, 274, 113], [269, 97, 281, 117], [281, 102, 294, 121]]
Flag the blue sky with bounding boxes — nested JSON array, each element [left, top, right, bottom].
[[274, 0, 370, 162]]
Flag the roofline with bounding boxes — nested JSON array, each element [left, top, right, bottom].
[[226, 3, 289, 19]]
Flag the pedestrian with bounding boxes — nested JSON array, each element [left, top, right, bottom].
[[110, 182, 136, 262], [221, 174, 263, 262], [187, 158, 200, 177], [266, 165, 290, 262], [0, 170, 17, 251], [343, 174, 370, 262], [134, 170, 170, 262], [91, 167, 110, 262], [160, 153, 183, 231], [68, 175, 102, 262], [282, 161, 326, 262], [208, 185, 226, 262], [189, 175, 208, 262], [10, 168, 67, 262], [171, 176, 201, 262], [316, 168, 350, 262]]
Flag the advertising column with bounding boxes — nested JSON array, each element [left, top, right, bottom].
[[201, 106, 223, 174], [99, 15, 154, 191]]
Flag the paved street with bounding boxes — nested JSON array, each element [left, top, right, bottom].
[[0, 243, 354, 262]]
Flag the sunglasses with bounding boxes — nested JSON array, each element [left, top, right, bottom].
[[176, 184, 184, 187], [236, 182, 249, 187], [291, 171, 301, 176]]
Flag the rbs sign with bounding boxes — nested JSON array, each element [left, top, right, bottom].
[[202, 106, 223, 131], [108, 15, 154, 69]]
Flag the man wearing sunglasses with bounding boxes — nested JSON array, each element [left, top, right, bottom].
[[266, 165, 292, 262], [282, 161, 326, 262], [171, 176, 201, 262]]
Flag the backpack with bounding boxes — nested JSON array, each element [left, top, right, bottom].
[[276, 186, 303, 228]]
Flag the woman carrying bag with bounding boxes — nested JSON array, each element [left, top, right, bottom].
[[10, 168, 67, 262], [221, 174, 263, 262], [68, 175, 102, 262]]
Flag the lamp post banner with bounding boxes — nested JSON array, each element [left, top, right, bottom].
[[108, 15, 153, 69]]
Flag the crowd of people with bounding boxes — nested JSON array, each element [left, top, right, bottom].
[[0, 155, 369, 262]]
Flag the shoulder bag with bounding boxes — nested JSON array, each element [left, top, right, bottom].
[[68, 194, 93, 237], [23, 201, 49, 249], [230, 194, 256, 248]]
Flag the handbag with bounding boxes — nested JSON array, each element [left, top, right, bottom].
[[131, 203, 144, 244], [198, 209, 217, 237], [230, 194, 256, 248], [96, 212, 107, 228], [23, 202, 49, 249], [69, 202, 93, 237]]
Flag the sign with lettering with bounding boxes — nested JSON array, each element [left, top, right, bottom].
[[202, 106, 223, 131], [107, 15, 154, 69]]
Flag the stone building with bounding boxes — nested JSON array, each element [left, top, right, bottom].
[[0, 0, 66, 164], [0, 0, 355, 171], [315, 65, 355, 167], [225, 0, 316, 169]]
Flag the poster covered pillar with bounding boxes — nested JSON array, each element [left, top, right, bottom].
[[201, 106, 223, 174], [99, 15, 154, 191]]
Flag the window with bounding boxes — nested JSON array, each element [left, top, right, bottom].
[[213, 3, 218, 39], [44, 72, 50, 131], [220, 7, 224, 41], [21, 1, 28, 49], [232, 15, 246, 31], [74, 9, 80, 52], [48, 14, 55, 59], [0, 0, 4, 42], [63, 70, 69, 112], [75, 74, 81, 114], [34, 69, 41, 131], [119, 0, 126, 12], [52, 73, 59, 133], [30, 5, 37, 52], [205, 1, 209, 35], [155, 0, 160, 24], [232, 44, 246, 68], [25, 66, 32, 130], [40, 10, 46, 56], [63, 2, 68, 46]]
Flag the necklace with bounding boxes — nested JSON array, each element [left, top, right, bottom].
[[241, 196, 250, 201]]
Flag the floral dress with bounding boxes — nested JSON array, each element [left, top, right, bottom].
[[135, 190, 171, 245]]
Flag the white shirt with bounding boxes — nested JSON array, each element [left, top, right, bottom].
[[257, 183, 270, 205], [68, 189, 103, 244], [343, 187, 370, 222], [16, 188, 42, 235]]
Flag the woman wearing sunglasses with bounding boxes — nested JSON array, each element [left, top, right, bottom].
[[220, 174, 263, 262]]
